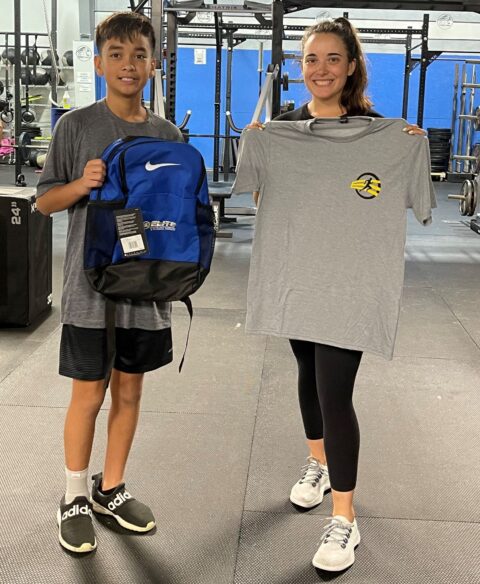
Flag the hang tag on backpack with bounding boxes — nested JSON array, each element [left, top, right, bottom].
[[113, 208, 149, 257]]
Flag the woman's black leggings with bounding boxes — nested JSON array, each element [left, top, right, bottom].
[[289, 340, 363, 492]]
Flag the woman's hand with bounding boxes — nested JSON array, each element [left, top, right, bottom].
[[245, 122, 264, 206], [403, 124, 426, 136], [246, 121, 265, 131]]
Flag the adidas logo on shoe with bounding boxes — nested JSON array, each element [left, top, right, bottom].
[[57, 497, 96, 553], [62, 504, 93, 521], [91, 475, 155, 533], [107, 491, 132, 511]]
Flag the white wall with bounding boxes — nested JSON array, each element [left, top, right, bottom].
[[0, 0, 80, 57], [2, 1, 479, 56], [181, 5, 480, 55]]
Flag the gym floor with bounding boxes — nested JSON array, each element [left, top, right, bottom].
[[0, 169, 479, 583]]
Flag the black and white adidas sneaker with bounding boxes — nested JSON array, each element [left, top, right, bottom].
[[57, 496, 97, 553], [91, 473, 155, 533]]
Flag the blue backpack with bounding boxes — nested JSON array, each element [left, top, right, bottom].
[[84, 136, 216, 379]]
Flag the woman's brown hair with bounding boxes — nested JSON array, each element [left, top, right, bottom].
[[301, 17, 372, 115]]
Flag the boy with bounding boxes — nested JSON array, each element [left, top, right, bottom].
[[36, 12, 183, 553]]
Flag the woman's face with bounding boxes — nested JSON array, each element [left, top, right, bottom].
[[301, 33, 356, 105]]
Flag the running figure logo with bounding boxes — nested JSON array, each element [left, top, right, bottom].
[[350, 173, 382, 200]]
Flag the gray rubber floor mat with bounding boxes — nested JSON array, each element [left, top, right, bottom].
[[0, 404, 255, 584], [243, 338, 480, 522], [234, 512, 480, 584]]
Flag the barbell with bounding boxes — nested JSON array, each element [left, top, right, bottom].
[[459, 106, 480, 131], [448, 179, 478, 216]]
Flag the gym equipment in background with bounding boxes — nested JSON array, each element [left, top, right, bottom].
[[21, 48, 40, 65], [1, 48, 15, 64], [450, 62, 479, 178], [20, 37, 36, 124], [31, 67, 49, 85], [40, 49, 59, 66], [0, 188, 53, 327], [62, 50, 73, 66], [1, 36, 14, 124], [428, 128, 451, 176], [448, 178, 478, 217]]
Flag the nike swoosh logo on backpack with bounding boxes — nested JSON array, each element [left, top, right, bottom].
[[145, 162, 181, 171]]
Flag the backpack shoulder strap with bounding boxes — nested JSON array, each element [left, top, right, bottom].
[[178, 297, 193, 373]]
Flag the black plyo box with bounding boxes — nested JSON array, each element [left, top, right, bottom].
[[0, 189, 53, 326]]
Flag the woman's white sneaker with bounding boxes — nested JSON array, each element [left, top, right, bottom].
[[312, 515, 361, 572], [289, 456, 331, 508]]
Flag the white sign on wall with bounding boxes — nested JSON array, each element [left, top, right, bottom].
[[194, 48, 207, 65], [73, 40, 95, 107]]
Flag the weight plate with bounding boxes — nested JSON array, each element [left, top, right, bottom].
[[469, 180, 478, 216], [428, 138, 451, 144], [461, 179, 475, 216]]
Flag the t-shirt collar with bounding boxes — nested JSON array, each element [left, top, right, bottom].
[[304, 116, 375, 142]]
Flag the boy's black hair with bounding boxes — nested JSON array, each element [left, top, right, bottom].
[[96, 11, 155, 54]]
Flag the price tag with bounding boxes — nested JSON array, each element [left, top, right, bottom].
[[113, 208, 149, 257]]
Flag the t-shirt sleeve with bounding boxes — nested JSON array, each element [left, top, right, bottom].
[[406, 137, 437, 225], [232, 128, 268, 194], [36, 113, 76, 198]]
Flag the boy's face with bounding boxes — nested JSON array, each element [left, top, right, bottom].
[[94, 34, 155, 99]]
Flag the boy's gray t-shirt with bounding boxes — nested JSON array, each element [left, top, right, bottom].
[[36, 98, 183, 329], [232, 118, 436, 359]]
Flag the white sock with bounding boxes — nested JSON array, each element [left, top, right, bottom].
[[65, 467, 89, 504]]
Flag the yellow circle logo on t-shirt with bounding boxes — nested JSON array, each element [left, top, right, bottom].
[[350, 173, 382, 200]]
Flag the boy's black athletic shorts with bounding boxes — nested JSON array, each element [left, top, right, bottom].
[[59, 324, 173, 381]]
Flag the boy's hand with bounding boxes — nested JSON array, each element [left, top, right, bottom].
[[78, 159, 106, 194], [37, 159, 107, 216]]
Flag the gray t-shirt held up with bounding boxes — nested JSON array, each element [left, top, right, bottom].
[[233, 118, 436, 359], [36, 98, 183, 329]]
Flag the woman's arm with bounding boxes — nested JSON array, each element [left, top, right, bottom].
[[245, 122, 265, 207]]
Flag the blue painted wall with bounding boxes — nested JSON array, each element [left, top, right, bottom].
[[96, 47, 480, 167], [177, 48, 480, 167]]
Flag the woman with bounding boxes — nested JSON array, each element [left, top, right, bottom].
[[246, 18, 427, 572]]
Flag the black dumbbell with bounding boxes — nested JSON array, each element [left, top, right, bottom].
[[20, 68, 32, 85], [48, 68, 66, 86], [1, 108, 13, 123], [1, 48, 15, 64], [21, 106, 36, 123], [62, 50, 73, 66], [21, 48, 40, 65], [32, 67, 50, 86], [41, 49, 59, 66]]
